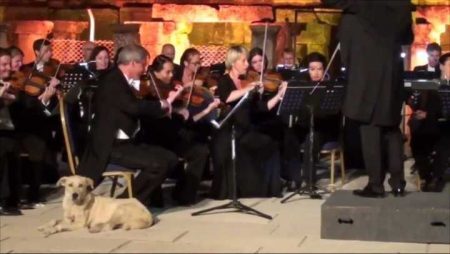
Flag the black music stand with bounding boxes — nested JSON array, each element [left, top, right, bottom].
[[61, 70, 89, 94], [278, 82, 344, 203], [192, 91, 272, 220]]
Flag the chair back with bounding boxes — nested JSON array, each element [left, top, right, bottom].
[[59, 95, 79, 174]]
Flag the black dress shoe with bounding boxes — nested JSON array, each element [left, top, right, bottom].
[[391, 187, 406, 197], [0, 207, 23, 216], [353, 187, 385, 198]]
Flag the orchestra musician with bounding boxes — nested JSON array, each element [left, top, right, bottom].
[[0, 48, 22, 216], [139, 54, 220, 205], [424, 52, 450, 192], [211, 45, 287, 199], [174, 48, 204, 87], [322, 0, 414, 197], [9, 39, 62, 208], [64, 46, 113, 157], [8, 46, 24, 72], [413, 43, 441, 77], [281, 52, 341, 191], [77, 45, 179, 206]]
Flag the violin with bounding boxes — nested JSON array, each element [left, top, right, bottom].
[[19, 58, 65, 96], [0, 71, 26, 95], [241, 69, 283, 93]]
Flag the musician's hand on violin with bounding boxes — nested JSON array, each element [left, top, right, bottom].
[[0, 82, 10, 97], [207, 98, 221, 111], [38, 86, 57, 105], [49, 77, 60, 89], [0, 82, 16, 101], [167, 84, 184, 105], [414, 110, 427, 120], [277, 81, 288, 99], [193, 79, 203, 87]]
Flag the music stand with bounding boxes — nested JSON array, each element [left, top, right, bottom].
[[278, 81, 344, 203], [192, 91, 272, 220], [61, 70, 89, 94]]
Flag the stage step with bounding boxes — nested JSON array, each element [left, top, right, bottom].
[[321, 186, 450, 243]]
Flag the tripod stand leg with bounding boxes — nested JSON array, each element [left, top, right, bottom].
[[280, 190, 300, 203], [191, 201, 233, 216], [235, 201, 272, 220]]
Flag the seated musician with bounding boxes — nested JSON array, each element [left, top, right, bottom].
[[77, 45, 179, 206], [281, 52, 341, 191], [9, 39, 61, 209], [0, 48, 21, 216], [277, 48, 298, 70], [81, 41, 96, 63], [139, 54, 220, 205], [174, 48, 204, 87], [88, 45, 112, 75], [408, 45, 443, 183], [424, 52, 450, 192], [413, 43, 441, 77], [64, 46, 112, 157], [8, 46, 24, 72], [211, 45, 287, 199]]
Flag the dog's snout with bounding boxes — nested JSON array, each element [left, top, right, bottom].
[[72, 193, 79, 200]]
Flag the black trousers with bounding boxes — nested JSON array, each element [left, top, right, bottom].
[[431, 129, 450, 180], [172, 141, 209, 204], [410, 129, 439, 180], [359, 123, 405, 192], [110, 141, 178, 204], [0, 133, 21, 207]]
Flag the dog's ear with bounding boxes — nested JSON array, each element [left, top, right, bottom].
[[85, 177, 94, 192], [56, 177, 68, 187]]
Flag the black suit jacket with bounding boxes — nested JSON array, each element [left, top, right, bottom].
[[322, 0, 414, 126], [413, 64, 441, 78], [77, 68, 168, 184]]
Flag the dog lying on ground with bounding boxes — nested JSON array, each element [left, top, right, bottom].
[[38, 175, 153, 237]]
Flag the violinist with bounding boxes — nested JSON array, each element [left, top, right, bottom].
[[174, 48, 204, 87], [77, 45, 179, 206], [8, 46, 24, 72], [21, 39, 61, 91], [0, 48, 22, 215], [281, 52, 341, 191], [211, 45, 287, 199], [139, 55, 220, 205], [9, 39, 61, 209]]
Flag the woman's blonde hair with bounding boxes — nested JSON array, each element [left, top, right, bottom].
[[225, 45, 247, 71]]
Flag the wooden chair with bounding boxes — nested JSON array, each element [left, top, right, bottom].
[[58, 96, 134, 198], [320, 141, 346, 191]]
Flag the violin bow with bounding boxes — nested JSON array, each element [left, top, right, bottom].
[[260, 21, 269, 88], [309, 42, 340, 95], [185, 65, 199, 108], [147, 70, 162, 101]]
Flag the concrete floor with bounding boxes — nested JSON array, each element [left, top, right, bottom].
[[1, 160, 449, 253]]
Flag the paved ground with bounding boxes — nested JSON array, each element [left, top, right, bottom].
[[1, 160, 449, 253]]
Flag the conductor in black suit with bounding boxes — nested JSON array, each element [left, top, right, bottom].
[[322, 0, 414, 197], [77, 44, 178, 205], [413, 43, 441, 77]]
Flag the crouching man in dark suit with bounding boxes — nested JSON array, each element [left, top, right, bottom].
[[77, 45, 179, 205]]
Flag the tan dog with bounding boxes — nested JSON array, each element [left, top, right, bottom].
[[38, 175, 153, 237]]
